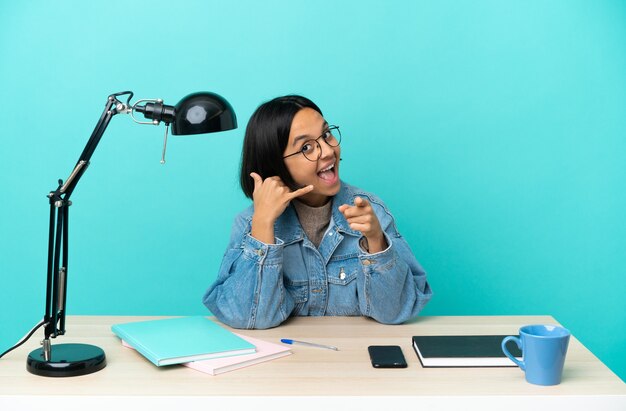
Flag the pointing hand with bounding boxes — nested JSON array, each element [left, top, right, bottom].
[[338, 196, 387, 253]]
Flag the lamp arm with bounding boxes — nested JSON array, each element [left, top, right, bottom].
[[42, 92, 132, 346], [61, 92, 133, 199]]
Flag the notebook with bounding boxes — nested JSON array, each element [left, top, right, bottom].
[[412, 335, 523, 367], [111, 316, 255, 366], [184, 334, 291, 375], [122, 333, 291, 375]]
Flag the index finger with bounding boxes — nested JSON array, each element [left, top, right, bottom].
[[354, 196, 369, 207]]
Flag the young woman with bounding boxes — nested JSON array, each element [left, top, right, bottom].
[[203, 95, 432, 329]]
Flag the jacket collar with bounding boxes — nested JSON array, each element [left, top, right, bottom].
[[331, 181, 361, 237]]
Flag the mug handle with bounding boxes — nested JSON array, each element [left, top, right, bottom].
[[502, 336, 525, 370]]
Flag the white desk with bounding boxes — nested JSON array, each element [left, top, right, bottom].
[[1, 315, 624, 410]]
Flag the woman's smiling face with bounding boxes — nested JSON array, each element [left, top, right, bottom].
[[283, 108, 341, 207]]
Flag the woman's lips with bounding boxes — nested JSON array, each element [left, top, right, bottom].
[[317, 162, 338, 184]]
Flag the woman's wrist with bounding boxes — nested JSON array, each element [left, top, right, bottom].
[[365, 232, 387, 254], [251, 214, 275, 244]]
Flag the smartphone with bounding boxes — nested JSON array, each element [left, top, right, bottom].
[[368, 345, 408, 368]]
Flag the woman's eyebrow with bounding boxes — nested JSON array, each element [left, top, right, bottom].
[[292, 134, 313, 147], [291, 121, 329, 147]]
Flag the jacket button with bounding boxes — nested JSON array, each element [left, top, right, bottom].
[[362, 259, 375, 266], [257, 249, 265, 256], [339, 272, 346, 280]]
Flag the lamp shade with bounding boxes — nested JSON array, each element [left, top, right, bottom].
[[171, 92, 237, 135]]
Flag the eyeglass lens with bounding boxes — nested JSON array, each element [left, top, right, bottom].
[[302, 127, 341, 161]]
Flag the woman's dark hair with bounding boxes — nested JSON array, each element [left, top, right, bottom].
[[240, 95, 323, 199]]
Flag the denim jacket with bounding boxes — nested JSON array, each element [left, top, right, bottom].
[[203, 181, 432, 329]]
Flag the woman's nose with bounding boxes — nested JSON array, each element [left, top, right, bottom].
[[318, 139, 335, 159]]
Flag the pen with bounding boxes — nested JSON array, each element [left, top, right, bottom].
[[280, 338, 339, 351]]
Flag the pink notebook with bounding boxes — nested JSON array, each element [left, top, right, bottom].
[[122, 333, 291, 375]]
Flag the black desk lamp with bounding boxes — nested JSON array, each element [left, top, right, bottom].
[[25, 91, 237, 377]]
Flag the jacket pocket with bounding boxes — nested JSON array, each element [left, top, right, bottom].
[[282, 243, 309, 307], [326, 257, 360, 316], [327, 266, 357, 286], [284, 277, 309, 304], [327, 256, 358, 286], [284, 277, 308, 316]]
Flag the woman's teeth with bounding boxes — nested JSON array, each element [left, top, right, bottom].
[[318, 163, 336, 180]]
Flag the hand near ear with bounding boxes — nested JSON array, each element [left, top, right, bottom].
[[249, 172, 314, 244], [338, 197, 387, 253]]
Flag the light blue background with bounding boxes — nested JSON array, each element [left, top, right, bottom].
[[1, 1, 624, 382]]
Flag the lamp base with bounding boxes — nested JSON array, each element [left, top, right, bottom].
[[27, 343, 106, 377]]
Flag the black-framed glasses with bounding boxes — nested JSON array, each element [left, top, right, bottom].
[[283, 125, 342, 162]]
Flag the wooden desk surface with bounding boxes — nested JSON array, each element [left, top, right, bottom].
[[1, 315, 624, 401]]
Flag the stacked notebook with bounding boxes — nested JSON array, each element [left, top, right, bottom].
[[112, 316, 291, 374]]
